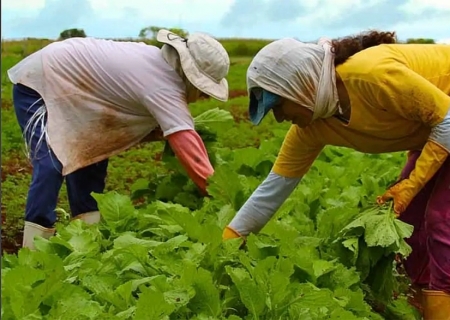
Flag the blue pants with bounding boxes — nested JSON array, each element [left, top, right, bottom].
[[12, 83, 108, 228]]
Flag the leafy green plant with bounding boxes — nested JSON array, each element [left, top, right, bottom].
[[1, 44, 419, 319], [1, 139, 419, 319]]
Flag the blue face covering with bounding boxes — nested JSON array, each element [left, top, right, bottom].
[[248, 88, 281, 125]]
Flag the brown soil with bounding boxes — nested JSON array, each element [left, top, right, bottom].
[[1, 100, 13, 109], [228, 89, 247, 99], [1, 152, 32, 182], [132, 197, 147, 207], [229, 105, 249, 123], [153, 151, 163, 162], [1, 152, 31, 255], [1, 233, 23, 255], [1, 211, 23, 255]]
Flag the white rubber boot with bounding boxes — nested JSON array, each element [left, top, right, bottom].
[[72, 211, 101, 225], [22, 221, 55, 250]]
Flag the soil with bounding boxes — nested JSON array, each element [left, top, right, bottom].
[[153, 151, 163, 162], [1, 151, 32, 182], [1, 100, 13, 109], [1, 152, 31, 255], [1, 214, 23, 255], [228, 89, 247, 99], [229, 104, 249, 123]]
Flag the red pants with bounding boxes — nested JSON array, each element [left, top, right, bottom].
[[398, 150, 450, 293]]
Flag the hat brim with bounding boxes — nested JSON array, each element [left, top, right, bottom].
[[157, 29, 229, 102]]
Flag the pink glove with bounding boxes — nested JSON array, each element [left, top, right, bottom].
[[167, 130, 214, 194]]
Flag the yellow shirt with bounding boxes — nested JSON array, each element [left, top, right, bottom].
[[273, 44, 450, 178]]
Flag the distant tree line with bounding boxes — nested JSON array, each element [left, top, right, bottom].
[[59, 28, 86, 40], [58, 27, 437, 45], [55, 28, 438, 58], [58, 26, 190, 41], [406, 38, 435, 44], [138, 26, 189, 39]]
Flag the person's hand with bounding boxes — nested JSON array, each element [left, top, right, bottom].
[[140, 127, 165, 143], [222, 226, 242, 240], [378, 141, 448, 216], [377, 179, 417, 216], [222, 226, 247, 249]]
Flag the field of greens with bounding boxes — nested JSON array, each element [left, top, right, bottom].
[[1, 39, 420, 319]]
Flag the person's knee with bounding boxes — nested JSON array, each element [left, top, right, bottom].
[[31, 154, 63, 186], [426, 206, 449, 239], [426, 184, 450, 230]]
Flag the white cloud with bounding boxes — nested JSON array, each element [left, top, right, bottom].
[[400, 0, 450, 14], [1, 0, 449, 40], [2, 0, 46, 10], [295, 0, 385, 24], [388, 16, 450, 40], [90, 0, 233, 22]]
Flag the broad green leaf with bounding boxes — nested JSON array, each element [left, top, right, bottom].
[[134, 288, 175, 320], [226, 266, 266, 317], [92, 191, 136, 232]]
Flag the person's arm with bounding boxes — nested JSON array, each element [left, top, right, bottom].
[[225, 171, 301, 237], [166, 129, 213, 195], [224, 125, 324, 239], [430, 108, 450, 152], [143, 88, 215, 193], [373, 64, 450, 213]]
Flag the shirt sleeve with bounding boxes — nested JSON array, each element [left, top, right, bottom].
[[373, 63, 450, 127], [143, 88, 195, 137], [166, 129, 214, 194], [272, 124, 324, 178], [228, 171, 301, 236], [430, 108, 450, 152]]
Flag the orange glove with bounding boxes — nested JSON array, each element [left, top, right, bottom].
[[378, 140, 448, 215], [222, 226, 242, 240]]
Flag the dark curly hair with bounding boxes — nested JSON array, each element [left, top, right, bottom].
[[332, 30, 397, 66]]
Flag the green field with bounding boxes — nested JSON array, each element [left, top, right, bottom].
[[0, 38, 279, 254], [1, 38, 420, 319]]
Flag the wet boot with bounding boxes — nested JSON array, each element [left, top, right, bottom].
[[72, 211, 101, 225], [422, 289, 450, 320], [22, 221, 55, 250]]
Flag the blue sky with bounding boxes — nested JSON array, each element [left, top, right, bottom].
[[2, 0, 450, 43]]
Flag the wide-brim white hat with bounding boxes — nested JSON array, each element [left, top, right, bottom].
[[157, 29, 230, 102]]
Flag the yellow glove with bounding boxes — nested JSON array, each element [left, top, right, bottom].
[[378, 140, 448, 215], [222, 226, 242, 240]]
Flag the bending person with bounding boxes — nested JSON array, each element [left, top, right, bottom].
[[223, 31, 450, 319], [8, 29, 230, 250]]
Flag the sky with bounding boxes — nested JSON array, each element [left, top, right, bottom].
[[2, 0, 450, 43]]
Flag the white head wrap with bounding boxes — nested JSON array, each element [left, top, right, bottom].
[[247, 37, 340, 120]]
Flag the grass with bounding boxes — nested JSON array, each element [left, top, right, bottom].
[[1, 37, 274, 60], [0, 38, 289, 254]]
